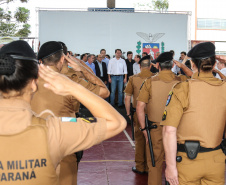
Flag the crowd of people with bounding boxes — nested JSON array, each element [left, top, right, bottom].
[[74, 48, 226, 111], [0, 40, 226, 185]]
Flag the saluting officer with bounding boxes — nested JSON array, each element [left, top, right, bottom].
[[0, 40, 126, 185], [124, 55, 154, 174], [161, 42, 226, 185], [31, 41, 109, 185], [136, 52, 192, 185]]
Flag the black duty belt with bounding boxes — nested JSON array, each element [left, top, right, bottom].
[[177, 144, 221, 153]]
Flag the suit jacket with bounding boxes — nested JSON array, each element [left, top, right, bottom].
[[94, 61, 108, 82]]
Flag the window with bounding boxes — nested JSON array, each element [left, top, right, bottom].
[[197, 19, 226, 30]]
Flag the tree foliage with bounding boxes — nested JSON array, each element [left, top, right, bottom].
[[152, 0, 169, 12], [134, 0, 169, 12], [0, 0, 30, 37], [14, 7, 29, 23], [0, 0, 27, 6]]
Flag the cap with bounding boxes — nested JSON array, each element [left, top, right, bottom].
[[156, 52, 173, 63], [187, 42, 215, 59], [139, 55, 150, 64], [0, 40, 36, 59], [38, 41, 63, 60]]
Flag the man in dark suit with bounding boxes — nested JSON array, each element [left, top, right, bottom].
[[94, 54, 108, 84]]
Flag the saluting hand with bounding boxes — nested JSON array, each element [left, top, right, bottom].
[[39, 64, 75, 96], [64, 55, 82, 72], [173, 60, 182, 68], [216, 55, 226, 63]]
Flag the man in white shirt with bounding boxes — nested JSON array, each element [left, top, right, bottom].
[[133, 55, 141, 75], [108, 49, 127, 107], [171, 51, 186, 75], [216, 59, 226, 79]]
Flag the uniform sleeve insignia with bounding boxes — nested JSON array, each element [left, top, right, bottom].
[[166, 91, 173, 106], [61, 117, 77, 122], [162, 110, 167, 121], [81, 117, 97, 123]]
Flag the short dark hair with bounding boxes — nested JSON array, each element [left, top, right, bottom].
[[106, 54, 110, 59], [181, 51, 186, 55], [42, 50, 63, 65], [127, 51, 133, 56], [80, 53, 87, 60], [135, 55, 141, 59], [0, 58, 38, 94], [115, 49, 122, 53], [100, 49, 106, 53], [87, 54, 94, 60], [142, 52, 148, 56]]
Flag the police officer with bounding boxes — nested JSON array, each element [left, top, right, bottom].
[[0, 40, 126, 185], [31, 41, 109, 185], [124, 55, 154, 174], [161, 42, 226, 185], [136, 52, 192, 185]]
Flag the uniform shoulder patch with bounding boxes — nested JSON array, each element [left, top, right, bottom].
[[61, 117, 77, 122], [162, 110, 167, 121], [81, 117, 97, 123], [166, 91, 173, 106]]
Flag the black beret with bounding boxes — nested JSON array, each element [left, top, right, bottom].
[[156, 52, 173, 63], [0, 40, 36, 59], [0, 40, 37, 75], [187, 42, 215, 59], [139, 55, 150, 64], [38, 41, 63, 60]]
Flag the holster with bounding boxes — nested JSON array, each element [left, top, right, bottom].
[[147, 120, 157, 130], [184, 141, 200, 160]]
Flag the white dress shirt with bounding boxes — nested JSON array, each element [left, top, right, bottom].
[[133, 62, 140, 75], [97, 60, 103, 77], [107, 57, 127, 75]]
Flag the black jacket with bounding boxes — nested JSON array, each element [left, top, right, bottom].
[[125, 59, 135, 81], [94, 61, 108, 82]]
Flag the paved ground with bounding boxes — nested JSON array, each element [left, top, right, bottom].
[[77, 106, 226, 185], [77, 106, 160, 185]]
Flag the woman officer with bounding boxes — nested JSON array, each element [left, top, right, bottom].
[[0, 40, 126, 184], [161, 42, 226, 185]]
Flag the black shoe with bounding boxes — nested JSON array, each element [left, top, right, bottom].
[[132, 167, 144, 174]]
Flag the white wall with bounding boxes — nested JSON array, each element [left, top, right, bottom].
[[39, 10, 188, 59]]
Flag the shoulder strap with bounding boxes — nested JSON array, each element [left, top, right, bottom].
[[31, 116, 46, 125]]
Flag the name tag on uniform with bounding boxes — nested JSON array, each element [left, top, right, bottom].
[[61, 117, 77, 122], [81, 117, 97, 123]]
